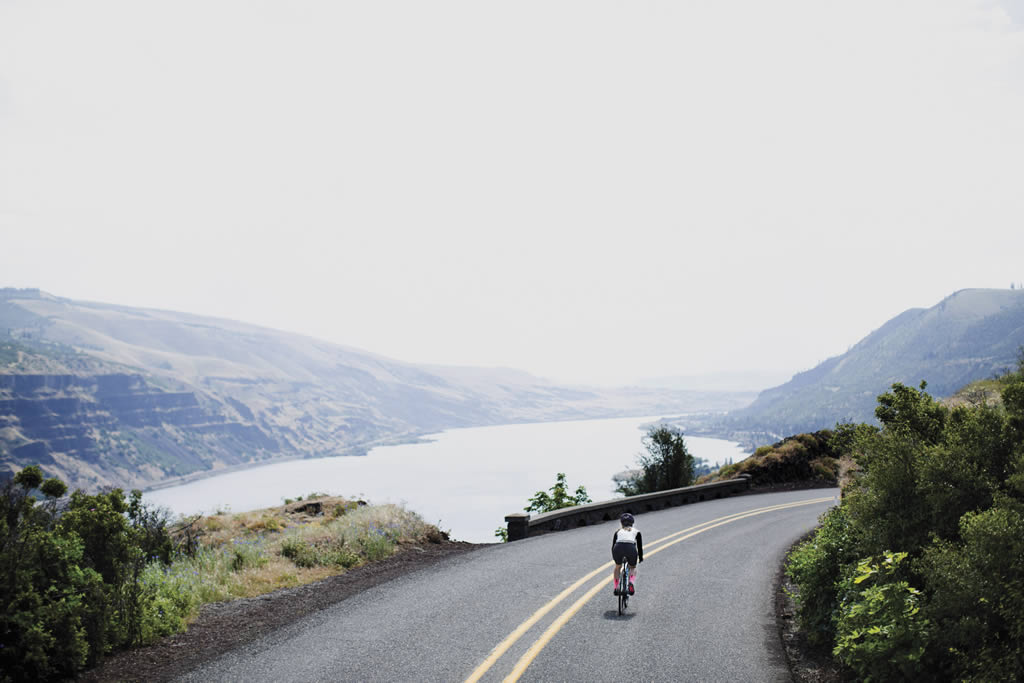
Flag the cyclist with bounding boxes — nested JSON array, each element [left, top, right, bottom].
[[612, 512, 643, 595]]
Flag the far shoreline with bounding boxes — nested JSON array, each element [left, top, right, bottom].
[[142, 430, 432, 493], [140, 413, 752, 503]]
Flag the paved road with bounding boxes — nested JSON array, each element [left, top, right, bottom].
[[178, 489, 838, 682]]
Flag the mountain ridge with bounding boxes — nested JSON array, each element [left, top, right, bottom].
[[1, 288, 754, 492], [718, 287, 1024, 441]]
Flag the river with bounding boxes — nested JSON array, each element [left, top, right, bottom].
[[145, 415, 746, 542]]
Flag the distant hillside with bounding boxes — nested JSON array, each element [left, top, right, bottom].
[[719, 288, 1024, 442], [0, 289, 753, 492]]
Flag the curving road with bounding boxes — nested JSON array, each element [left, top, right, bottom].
[[178, 489, 837, 682]]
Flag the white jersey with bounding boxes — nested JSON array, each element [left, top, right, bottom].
[[614, 527, 640, 544]]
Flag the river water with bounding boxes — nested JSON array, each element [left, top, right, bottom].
[[145, 415, 746, 542]]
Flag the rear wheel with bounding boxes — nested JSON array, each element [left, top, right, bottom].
[[618, 567, 628, 615]]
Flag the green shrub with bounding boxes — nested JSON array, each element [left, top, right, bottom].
[[0, 524, 104, 681], [280, 537, 316, 567], [356, 528, 395, 562], [809, 457, 837, 480], [56, 488, 180, 654], [227, 539, 268, 572], [526, 472, 592, 512], [280, 537, 359, 569], [136, 561, 201, 643], [917, 501, 1024, 681], [786, 505, 859, 647], [833, 552, 929, 681], [1, 469, 119, 678], [789, 373, 1024, 679]]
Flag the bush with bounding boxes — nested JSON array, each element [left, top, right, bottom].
[[1, 469, 101, 679], [788, 374, 1024, 679], [0, 524, 104, 681], [786, 505, 859, 647], [1, 475, 108, 675], [917, 501, 1024, 680], [525, 473, 591, 513], [136, 561, 202, 643], [0, 470, 186, 679], [227, 539, 268, 572], [356, 528, 395, 562], [833, 552, 929, 680], [280, 537, 359, 569], [717, 430, 838, 486], [57, 488, 181, 654]]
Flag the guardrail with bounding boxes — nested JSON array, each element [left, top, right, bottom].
[[503, 475, 752, 541]]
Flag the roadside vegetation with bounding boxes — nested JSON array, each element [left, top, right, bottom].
[[0, 475, 444, 681], [706, 430, 841, 486], [495, 472, 591, 540], [785, 363, 1024, 681], [524, 472, 592, 514], [616, 426, 696, 495]]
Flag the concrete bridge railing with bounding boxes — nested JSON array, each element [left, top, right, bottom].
[[504, 475, 752, 541]]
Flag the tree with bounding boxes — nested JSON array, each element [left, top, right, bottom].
[[1, 467, 104, 680], [524, 473, 592, 513], [617, 426, 695, 496]]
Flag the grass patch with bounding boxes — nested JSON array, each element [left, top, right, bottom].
[[159, 496, 444, 623]]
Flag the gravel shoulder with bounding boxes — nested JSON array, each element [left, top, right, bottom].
[[76, 540, 481, 683]]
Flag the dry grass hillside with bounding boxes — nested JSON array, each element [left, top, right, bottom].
[[154, 494, 451, 618]]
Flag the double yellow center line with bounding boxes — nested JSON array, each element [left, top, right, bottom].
[[466, 496, 835, 683]]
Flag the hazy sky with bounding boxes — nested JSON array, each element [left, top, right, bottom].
[[2, 1, 1023, 386]]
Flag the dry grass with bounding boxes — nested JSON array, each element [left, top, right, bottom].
[[156, 495, 445, 617], [942, 379, 1004, 409]]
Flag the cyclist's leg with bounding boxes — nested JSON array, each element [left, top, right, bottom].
[[612, 544, 626, 591], [626, 546, 638, 592]]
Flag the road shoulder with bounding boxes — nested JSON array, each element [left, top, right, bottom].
[[76, 540, 481, 683]]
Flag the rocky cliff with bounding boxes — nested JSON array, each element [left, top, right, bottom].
[[0, 368, 280, 490]]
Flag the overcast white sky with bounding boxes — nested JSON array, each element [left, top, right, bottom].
[[2, 0, 1023, 386]]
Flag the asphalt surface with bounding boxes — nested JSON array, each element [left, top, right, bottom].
[[177, 488, 838, 683]]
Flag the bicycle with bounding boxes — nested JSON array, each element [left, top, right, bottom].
[[616, 561, 632, 615]]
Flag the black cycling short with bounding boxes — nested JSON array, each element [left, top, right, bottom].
[[612, 541, 638, 566]]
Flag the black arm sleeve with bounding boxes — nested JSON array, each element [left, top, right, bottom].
[[611, 530, 618, 551], [636, 531, 644, 562]]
